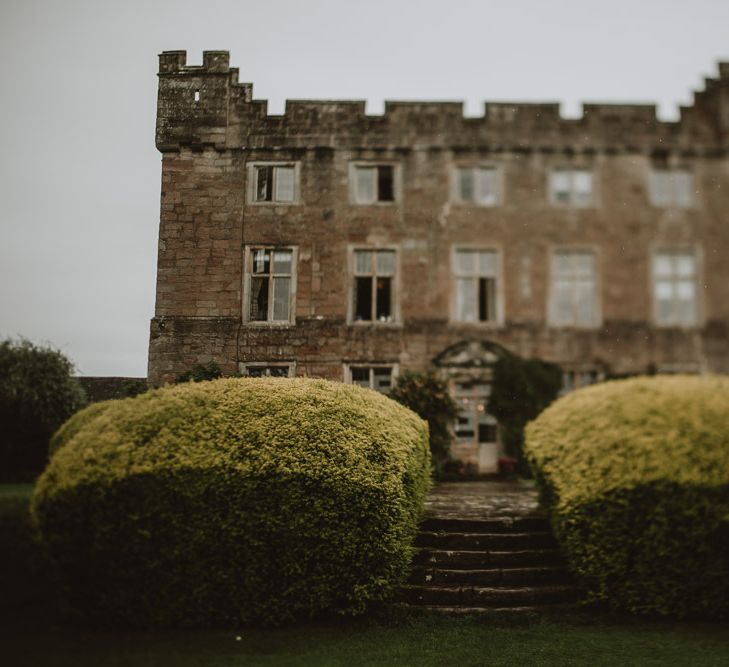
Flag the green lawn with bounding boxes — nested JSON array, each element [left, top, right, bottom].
[[4, 484, 729, 667]]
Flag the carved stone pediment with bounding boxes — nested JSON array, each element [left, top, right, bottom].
[[433, 339, 511, 368]]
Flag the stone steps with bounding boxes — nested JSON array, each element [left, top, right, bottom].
[[402, 514, 580, 613]]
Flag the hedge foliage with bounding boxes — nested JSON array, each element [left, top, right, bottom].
[[525, 375, 729, 617], [0, 339, 86, 480], [31, 378, 431, 626]]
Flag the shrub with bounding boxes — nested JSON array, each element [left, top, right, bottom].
[[525, 375, 729, 618], [175, 361, 223, 383], [390, 371, 459, 476], [488, 353, 562, 475], [31, 378, 431, 627], [0, 339, 87, 481]]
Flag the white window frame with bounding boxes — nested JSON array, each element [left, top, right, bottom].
[[247, 161, 301, 204], [347, 246, 401, 325], [238, 362, 295, 378], [648, 168, 695, 208], [548, 248, 601, 328], [242, 246, 298, 325], [651, 248, 700, 327], [452, 165, 502, 206], [344, 363, 399, 394], [548, 168, 595, 207], [349, 162, 399, 205], [451, 246, 504, 326]]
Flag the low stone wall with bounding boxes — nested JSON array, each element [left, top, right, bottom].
[[76, 377, 147, 404]]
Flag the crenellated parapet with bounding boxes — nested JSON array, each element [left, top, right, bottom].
[[156, 50, 729, 153]]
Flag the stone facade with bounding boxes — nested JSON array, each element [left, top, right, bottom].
[[149, 50, 729, 471]]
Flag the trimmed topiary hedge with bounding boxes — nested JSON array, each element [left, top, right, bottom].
[[31, 378, 431, 626], [525, 375, 729, 618]]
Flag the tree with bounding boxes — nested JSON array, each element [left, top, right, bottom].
[[488, 354, 562, 475], [390, 371, 459, 476], [0, 339, 87, 481]]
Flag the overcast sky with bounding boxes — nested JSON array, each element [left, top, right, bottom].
[[1, 0, 727, 377]]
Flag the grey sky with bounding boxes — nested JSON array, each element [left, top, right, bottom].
[[1, 0, 727, 377]]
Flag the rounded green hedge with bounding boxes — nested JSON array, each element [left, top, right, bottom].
[[31, 378, 431, 626], [525, 375, 729, 617]]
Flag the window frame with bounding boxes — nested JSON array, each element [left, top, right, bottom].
[[647, 168, 695, 209], [547, 247, 601, 329], [347, 246, 401, 325], [349, 162, 399, 205], [451, 164, 503, 207], [651, 247, 701, 328], [242, 245, 298, 326], [548, 167, 596, 208], [450, 245, 505, 326], [247, 161, 301, 205], [344, 363, 399, 394], [238, 362, 295, 378]]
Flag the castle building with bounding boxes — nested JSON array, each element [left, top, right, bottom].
[[149, 50, 729, 472]]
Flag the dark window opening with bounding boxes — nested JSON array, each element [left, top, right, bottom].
[[355, 277, 373, 321], [376, 277, 392, 320], [377, 166, 394, 202], [478, 277, 495, 322]]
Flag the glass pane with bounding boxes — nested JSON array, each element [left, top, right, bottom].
[[458, 168, 474, 202], [654, 254, 673, 277], [551, 170, 571, 201], [676, 254, 695, 277], [477, 167, 498, 204], [272, 277, 290, 321], [552, 282, 573, 325], [354, 250, 373, 274], [252, 249, 270, 275], [355, 167, 376, 204], [354, 277, 372, 321], [268, 366, 290, 378], [676, 280, 695, 301], [247, 366, 266, 377], [553, 252, 571, 276], [376, 250, 396, 276], [249, 277, 269, 321], [455, 410, 475, 442], [455, 250, 476, 275], [456, 278, 476, 322], [573, 253, 594, 277], [575, 281, 596, 325], [377, 166, 394, 202], [351, 367, 371, 388], [573, 170, 592, 194], [274, 167, 295, 202], [373, 367, 393, 394], [256, 166, 272, 201], [478, 250, 497, 276], [655, 280, 673, 301], [676, 293, 697, 324], [674, 171, 693, 208], [650, 171, 671, 206], [272, 249, 292, 274], [376, 277, 392, 321]]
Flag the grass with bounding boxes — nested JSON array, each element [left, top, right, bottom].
[[3, 483, 729, 667]]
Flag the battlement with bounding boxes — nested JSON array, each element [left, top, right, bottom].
[[156, 50, 729, 152]]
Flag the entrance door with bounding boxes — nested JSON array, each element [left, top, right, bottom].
[[454, 381, 499, 473]]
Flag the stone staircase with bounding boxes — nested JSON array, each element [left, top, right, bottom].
[[401, 484, 580, 613]]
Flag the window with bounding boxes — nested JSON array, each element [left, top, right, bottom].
[[648, 169, 694, 208], [346, 365, 395, 395], [245, 247, 296, 323], [454, 166, 500, 205], [653, 250, 698, 326], [549, 169, 594, 206], [240, 363, 293, 377], [549, 250, 599, 327], [351, 164, 395, 204], [453, 249, 500, 323], [454, 381, 497, 445], [250, 163, 297, 203], [352, 249, 396, 323], [560, 368, 605, 395]]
